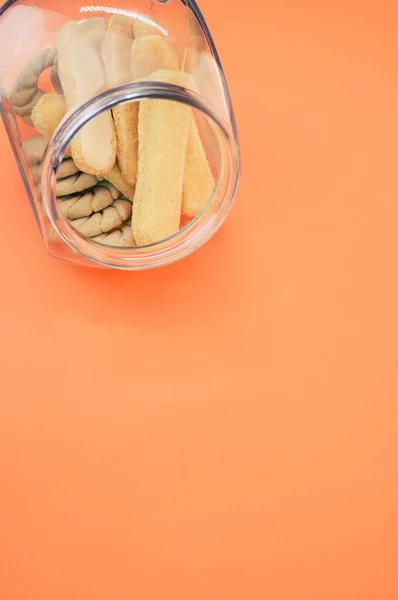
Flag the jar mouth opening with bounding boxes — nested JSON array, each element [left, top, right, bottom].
[[42, 81, 240, 269]]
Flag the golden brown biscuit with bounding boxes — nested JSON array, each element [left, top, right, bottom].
[[101, 15, 137, 185], [131, 40, 214, 218], [132, 71, 192, 246], [104, 163, 135, 202], [182, 118, 215, 217]]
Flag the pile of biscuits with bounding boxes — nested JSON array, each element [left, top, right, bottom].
[[9, 14, 215, 248]]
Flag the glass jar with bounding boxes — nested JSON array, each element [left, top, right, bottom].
[[0, 0, 240, 270]]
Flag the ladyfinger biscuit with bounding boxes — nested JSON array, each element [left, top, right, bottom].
[[182, 118, 215, 217], [111, 104, 139, 185], [137, 70, 215, 218], [132, 44, 214, 217], [56, 20, 105, 109], [101, 15, 137, 185], [104, 163, 135, 202], [128, 35, 178, 200], [56, 19, 117, 175], [103, 34, 180, 191], [133, 71, 192, 246], [133, 15, 160, 38], [131, 35, 179, 79], [101, 15, 134, 86], [31, 92, 67, 140]]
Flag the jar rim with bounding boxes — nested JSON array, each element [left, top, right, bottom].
[[42, 81, 240, 270]]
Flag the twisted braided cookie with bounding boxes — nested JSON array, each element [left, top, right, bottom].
[[59, 174, 134, 247], [93, 224, 134, 247], [22, 133, 134, 203], [56, 171, 99, 197], [29, 155, 100, 194], [44, 166, 133, 246], [9, 49, 61, 126], [57, 157, 79, 179], [22, 137, 98, 192], [56, 160, 134, 201], [45, 163, 133, 246], [22, 134, 47, 166], [15, 17, 217, 250], [70, 199, 132, 238], [58, 185, 120, 219]]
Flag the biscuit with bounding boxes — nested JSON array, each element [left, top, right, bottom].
[[132, 70, 192, 246], [56, 18, 117, 175], [182, 118, 215, 217], [131, 35, 179, 79], [31, 92, 67, 140], [71, 199, 132, 237], [133, 15, 160, 38], [101, 16, 138, 185], [56, 172, 98, 197], [93, 224, 134, 247], [104, 162, 135, 202], [58, 186, 114, 219], [9, 48, 58, 125]]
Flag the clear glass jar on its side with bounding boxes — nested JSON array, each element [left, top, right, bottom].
[[0, 0, 240, 270]]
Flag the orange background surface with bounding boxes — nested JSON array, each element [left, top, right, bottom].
[[1, 0, 398, 598]]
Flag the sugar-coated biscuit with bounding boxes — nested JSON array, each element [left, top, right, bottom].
[[132, 70, 192, 246], [101, 16, 138, 185]]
